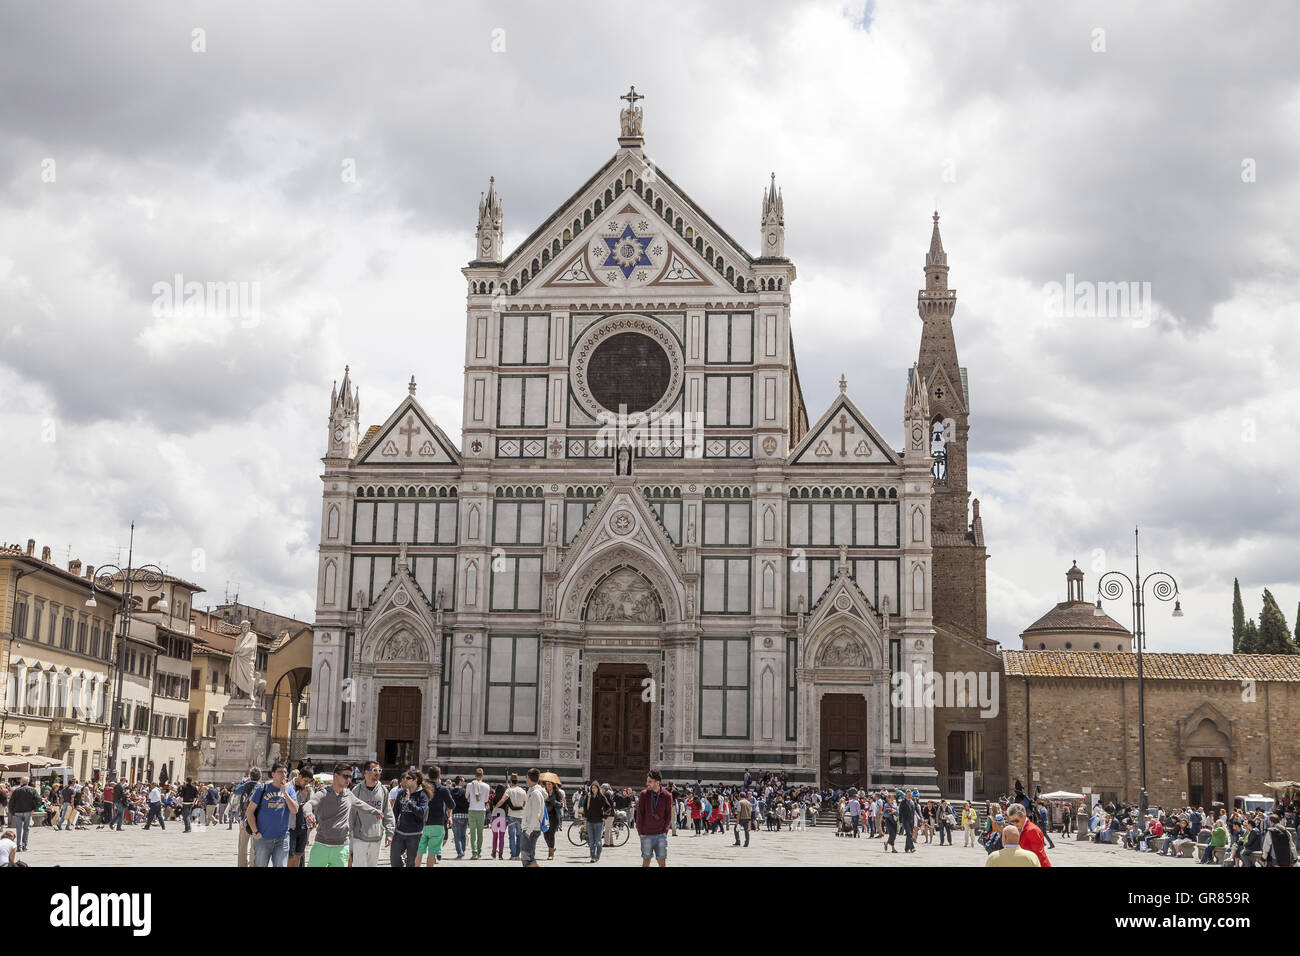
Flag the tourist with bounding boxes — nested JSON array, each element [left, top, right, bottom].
[[1239, 818, 1263, 867], [519, 768, 547, 868], [1005, 803, 1050, 867], [287, 768, 314, 867], [733, 790, 752, 847], [1261, 813, 1297, 867], [541, 776, 563, 861], [962, 801, 978, 846], [349, 760, 394, 867], [233, 768, 261, 865], [881, 794, 899, 852], [846, 790, 862, 838], [204, 783, 219, 827], [8, 777, 37, 853], [635, 769, 674, 868], [390, 770, 428, 868], [489, 800, 509, 860], [179, 778, 199, 833], [937, 799, 954, 845], [1200, 818, 1228, 864], [497, 773, 528, 860], [247, 763, 299, 868], [465, 767, 492, 860], [986, 825, 1041, 867], [225, 784, 239, 829], [112, 778, 128, 831], [303, 762, 385, 867], [143, 781, 164, 831], [418, 766, 455, 867], [582, 779, 613, 862], [1036, 801, 1055, 849], [899, 790, 917, 853], [57, 778, 79, 831], [450, 776, 469, 860], [980, 813, 1006, 853]]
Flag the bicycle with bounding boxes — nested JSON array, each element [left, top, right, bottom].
[[567, 809, 631, 847]]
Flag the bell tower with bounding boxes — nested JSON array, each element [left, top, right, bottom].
[[916, 212, 968, 535], [914, 212, 987, 639]]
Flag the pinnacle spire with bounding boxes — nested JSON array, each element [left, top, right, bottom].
[[762, 171, 784, 225], [926, 210, 947, 269], [475, 176, 504, 262]]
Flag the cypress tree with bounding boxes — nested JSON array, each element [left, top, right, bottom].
[[1240, 619, 1260, 654], [1232, 579, 1245, 653], [1257, 589, 1293, 654]]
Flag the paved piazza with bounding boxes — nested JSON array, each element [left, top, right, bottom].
[[20, 821, 1191, 867]]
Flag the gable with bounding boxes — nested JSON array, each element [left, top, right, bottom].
[[528, 190, 744, 297], [500, 152, 756, 298], [356, 397, 461, 467], [789, 396, 899, 466]]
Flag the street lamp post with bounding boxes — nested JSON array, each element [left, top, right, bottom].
[[1095, 527, 1183, 816], [86, 523, 167, 785], [1, 566, 37, 747]]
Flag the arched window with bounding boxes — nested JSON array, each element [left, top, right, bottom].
[[931, 420, 948, 483]]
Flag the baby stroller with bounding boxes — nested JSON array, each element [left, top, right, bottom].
[[835, 806, 853, 837]]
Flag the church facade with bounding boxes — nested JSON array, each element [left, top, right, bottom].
[[307, 93, 997, 793]]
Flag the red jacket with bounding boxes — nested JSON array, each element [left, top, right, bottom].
[[1018, 818, 1052, 867], [636, 787, 675, 835]]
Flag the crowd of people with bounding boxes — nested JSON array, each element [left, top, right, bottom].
[[2, 766, 1294, 869], [1085, 797, 1298, 867], [0, 773, 234, 855]]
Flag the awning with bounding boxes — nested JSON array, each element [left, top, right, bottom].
[[1040, 790, 1084, 799], [0, 754, 62, 770]]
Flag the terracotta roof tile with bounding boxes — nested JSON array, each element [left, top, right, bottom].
[[358, 425, 381, 453], [1002, 650, 1300, 682], [1022, 601, 1130, 636]]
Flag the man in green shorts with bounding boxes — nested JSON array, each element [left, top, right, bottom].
[[303, 762, 385, 867], [419, 766, 456, 866], [465, 767, 491, 860]]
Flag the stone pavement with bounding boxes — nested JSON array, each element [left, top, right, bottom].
[[17, 818, 1189, 867]]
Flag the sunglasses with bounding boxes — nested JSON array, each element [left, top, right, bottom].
[[338, 774, 353, 780]]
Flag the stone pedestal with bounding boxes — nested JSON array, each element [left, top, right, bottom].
[[1076, 808, 1091, 841], [212, 697, 270, 783]]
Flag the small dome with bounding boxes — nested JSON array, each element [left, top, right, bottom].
[[1020, 560, 1133, 650]]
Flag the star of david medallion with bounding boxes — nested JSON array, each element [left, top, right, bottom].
[[602, 225, 653, 279]]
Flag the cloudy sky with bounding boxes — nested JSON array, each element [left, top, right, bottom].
[[1, 1, 1297, 651]]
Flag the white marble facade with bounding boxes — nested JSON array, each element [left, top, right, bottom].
[[308, 96, 941, 791]]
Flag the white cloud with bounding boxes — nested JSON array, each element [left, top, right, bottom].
[[1, 0, 1298, 650]]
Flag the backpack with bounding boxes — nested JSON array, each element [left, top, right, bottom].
[[538, 792, 550, 835]]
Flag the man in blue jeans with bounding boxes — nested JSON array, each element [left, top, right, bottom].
[[112, 781, 128, 830], [246, 762, 299, 867], [8, 776, 38, 851], [635, 769, 675, 867]]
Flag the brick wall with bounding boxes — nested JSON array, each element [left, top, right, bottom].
[[1006, 675, 1300, 808], [932, 543, 987, 638], [933, 626, 1007, 797]]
